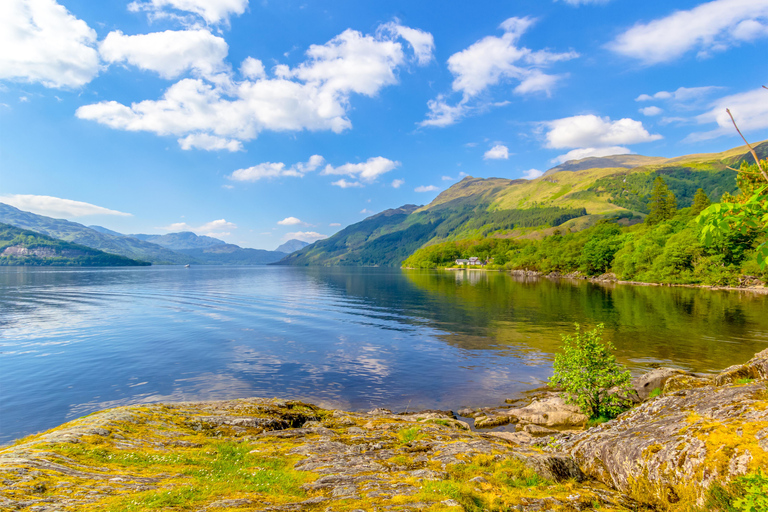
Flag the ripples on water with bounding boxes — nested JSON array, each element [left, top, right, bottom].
[[1, 265, 767, 444]]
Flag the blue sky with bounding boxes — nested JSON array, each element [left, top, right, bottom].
[[1, 0, 767, 250]]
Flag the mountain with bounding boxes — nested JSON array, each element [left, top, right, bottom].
[[88, 225, 124, 237], [130, 231, 226, 250], [0, 223, 149, 266], [275, 239, 310, 253], [176, 244, 287, 265], [279, 141, 767, 267], [0, 203, 192, 264]]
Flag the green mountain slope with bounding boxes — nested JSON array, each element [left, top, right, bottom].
[[176, 244, 287, 265], [0, 203, 192, 264], [130, 232, 226, 250], [279, 141, 767, 267], [0, 224, 149, 266]]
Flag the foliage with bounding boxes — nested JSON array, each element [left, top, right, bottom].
[[697, 160, 768, 269], [649, 387, 662, 398], [549, 324, 632, 418], [733, 469, 768, 512], [691, 188, 711, 215]]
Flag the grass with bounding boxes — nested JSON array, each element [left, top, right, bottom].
[[397, 426, 424, 444], [737, 378, 755, 385], [649, 387, 662, 398], [586, 414, 614, 428]]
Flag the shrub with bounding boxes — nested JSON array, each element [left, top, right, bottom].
[[549, 324, 632, 419]]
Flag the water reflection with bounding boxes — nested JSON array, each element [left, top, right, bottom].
[[1, 266, 766, 444]]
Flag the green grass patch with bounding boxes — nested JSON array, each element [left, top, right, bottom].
[[397, 427, 424, 445], [649, 387, 662, 398], [737, 378, 755, 385]]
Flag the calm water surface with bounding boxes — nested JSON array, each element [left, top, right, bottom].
[[1, 265, 767, 444]]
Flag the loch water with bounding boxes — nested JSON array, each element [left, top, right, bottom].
[[1, 265, 767, 444]]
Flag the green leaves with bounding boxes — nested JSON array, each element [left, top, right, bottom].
[[549, 324, 632, 419]]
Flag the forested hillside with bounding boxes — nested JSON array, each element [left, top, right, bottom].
[[0, 224, 149, 266], [281, 141, 767, 268]]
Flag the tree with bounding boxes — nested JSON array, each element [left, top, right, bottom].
[[549, 324, 632, 419], [691, 188, 711, 215], [646, 176, 676, 224]]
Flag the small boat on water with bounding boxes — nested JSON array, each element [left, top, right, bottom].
[[184, 264, 190, 268]]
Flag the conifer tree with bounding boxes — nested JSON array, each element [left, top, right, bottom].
[[691, 188, 710, 214], [646, 176, 676, 224]]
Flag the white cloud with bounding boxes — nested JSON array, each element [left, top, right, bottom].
[[77, 23, 432, 149], [0, 0, 99, 88], [608, 0, 768, 65], [161, 218, 236, 234], [0, 194, 131, 218], [635, 86, 724, 111], [687, 87, 768, 141], [360, 208, 373, 214], [277, 217, 303, 226], [639, 106, 663, 116], [99, 30, 229, 80], [522, 169, 544, 179], [179, 133, 242, 151], [380, 22, 435, 65], [441, 176, 454, 181], [283, 231, 327, 243], [227, 155, 325, 182], [415, 185, 439, 192], [483, 144, 509, 160], [552, 146, 632, 164], [331, 179, 362, 188], [240, 57, 265, 79], [391, 179, 405, 188], [127, 0, 248, 24], [322, 156, 400, 184], [420, 16, 577, 127], [544, 114, 662, 148], [329, 223, 341, 227]]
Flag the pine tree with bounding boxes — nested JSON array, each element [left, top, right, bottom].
[[646, 176, 676, 224], [691, 188, 710, 214]]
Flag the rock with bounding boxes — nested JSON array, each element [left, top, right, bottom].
[[562, 380, 768, 508], [484, 431, 534, 445], [473, 415, 512, 428], [504, 393, 588, 428], [662, 374, 712, 394], [632, 367, 692, 400], [523, 425, 558, 436], [715, 348, 768, 385]]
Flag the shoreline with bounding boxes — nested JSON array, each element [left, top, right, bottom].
[[405, 266, 768, 294]]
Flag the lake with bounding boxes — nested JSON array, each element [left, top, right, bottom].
[[1, 265, 767, 444]]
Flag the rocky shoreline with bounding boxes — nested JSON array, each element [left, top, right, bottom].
[[1, 350, 767, 511]]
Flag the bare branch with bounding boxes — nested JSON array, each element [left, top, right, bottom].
[[727, 108, 768, 182]]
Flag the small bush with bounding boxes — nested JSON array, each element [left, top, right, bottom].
[[549, 324, 632, 419]]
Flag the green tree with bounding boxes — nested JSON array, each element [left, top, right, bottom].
[[691, 188, 711, 214], [549, 324, 632, 419], [646, 176, 676, 224]]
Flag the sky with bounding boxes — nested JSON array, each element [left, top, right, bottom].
[[1, 0, 767, 250]]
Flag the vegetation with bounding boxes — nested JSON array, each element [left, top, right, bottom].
[[0, 223, 149, 266], [549, 324, 632, 418]]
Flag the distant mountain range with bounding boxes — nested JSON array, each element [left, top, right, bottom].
[[0, 204, 290, 265], [0, 223, 148, 266], [280, 141, 767, 267], [275, 239, 310, 254]]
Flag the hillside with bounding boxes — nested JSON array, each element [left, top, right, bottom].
[[280, 141, 767, 267], [0, 204, 192, 265], [130, 231, 226, 250], [275, 239, 310, 253], [176, 244, 287, 265], [0, 223, 149, 266]]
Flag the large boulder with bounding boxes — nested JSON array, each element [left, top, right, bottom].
[[562, 380, 768, 508], [504, 393, 589, 428], [715, 348, 768, 385], [632, 367, 692, 400]]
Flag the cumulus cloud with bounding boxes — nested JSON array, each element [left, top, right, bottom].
[[483, 144, 509, 160], [415, 185, 439, 192], [77, 23, 433, 150], [161, 218, 236, 235], [277, 217, 303, 226], [687, 87, 768, 141], [552, 146, 632, 164], [283, 231, 327, 243], [522, 168, 544, 179], [329, 223, 341, 227], [391, 179, 405, 188], [331, 179, 363, 188], [635, 86, 724, 111], [127, 0, 248, 24], [608, 0, 768, 64], [229, 155, 325, 181], [179, 133, 242, 151], [420, 17, 577, 128], [380, 22, 435, 65], [322, 156, 400, 184], [543, 114, 661, 164], [0, 194, 131, 218], [0, 0, 99, 88], [99, 30, 229, 80], [639, 106, 663, 116]]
